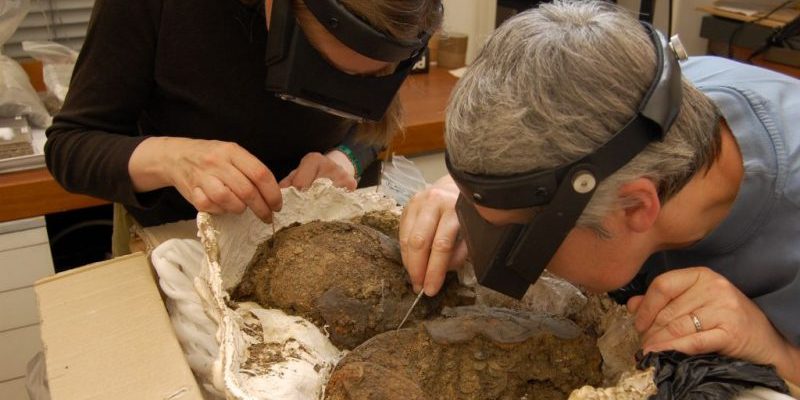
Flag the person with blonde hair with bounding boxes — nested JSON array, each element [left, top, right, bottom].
[[400, 0, 800, 386], [45, 0, 442, 227]]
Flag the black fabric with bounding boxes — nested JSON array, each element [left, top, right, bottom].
[[637, 351, 790, 400], [45, 0, 377, 227], [609, 252, 669, 304]]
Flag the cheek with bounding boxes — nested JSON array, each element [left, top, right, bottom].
[[546, 247, 596, 290], [545, 235, 595, 288], [545, 231, 638, 293]]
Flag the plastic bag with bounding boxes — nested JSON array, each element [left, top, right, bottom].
[[378, 155, 428, 206], [0, 0, 29, 44], [0, 0, 52, 127], [22, 41, 78, 108], [25, 351, 51, 400], [637, 350, 790, 400]]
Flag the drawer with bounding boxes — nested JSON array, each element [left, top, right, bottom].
[[0, 325, 42, 381], [0, 219, 48, 252], [0, 244, 54, 292], [0, 287, 39, 331], [0, 377, 29, 400]]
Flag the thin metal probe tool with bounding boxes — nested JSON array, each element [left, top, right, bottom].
[[396, 290, 425, 330]]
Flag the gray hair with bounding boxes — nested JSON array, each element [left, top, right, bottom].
[[446, 0, 720, 234]]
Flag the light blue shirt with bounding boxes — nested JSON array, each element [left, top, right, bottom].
[[644, 56, 800, 345]]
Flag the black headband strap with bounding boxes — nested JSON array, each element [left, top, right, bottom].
[[303, 0, 433, 62], [447, 22, 682, 210]]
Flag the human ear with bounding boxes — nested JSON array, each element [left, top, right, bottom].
[[617, 178, 661, 233]]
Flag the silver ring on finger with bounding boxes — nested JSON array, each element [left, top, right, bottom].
[[689, 312, 702, 333]]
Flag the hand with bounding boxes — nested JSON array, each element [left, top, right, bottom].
[[628, 267, 798, 380], [129, 137, 282, 221], [399, 175, 468, 296], [279, 150, 357, 191]]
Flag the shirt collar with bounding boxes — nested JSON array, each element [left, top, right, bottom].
[[684, 86, 781, 255]]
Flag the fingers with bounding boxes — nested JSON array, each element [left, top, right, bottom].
[[627, 295, 644, 314], [645, 328, 728, 356], [399, 200, 421, 287], [197, 174, 247, 214], [634, 268, 703, 332], [281, 153, 357, 191], [279, 170, 297, 189], [399, 188, 461, 295], [642, 308, 716, 349], [447, 239, 468, 271], [291, 153, 324, 189], [640, 292, 705, 343], [402, 202, 439, 293], [191, 187, 224, 214], [230, 149, 283, 212], [218, 163, 275, 221], [423, 208, 461, 296], [398, 202, 428, 293]]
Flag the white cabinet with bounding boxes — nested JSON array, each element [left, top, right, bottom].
[[0, 217, 54, 400]]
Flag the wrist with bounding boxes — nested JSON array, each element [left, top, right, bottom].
[[770, 338, 800, 386], [129, 137, 172, 192], [785, 342, 800, 386], [329, 145, 361, 178]]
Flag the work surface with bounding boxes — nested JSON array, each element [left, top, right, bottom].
[[0, 67, 458, 223]]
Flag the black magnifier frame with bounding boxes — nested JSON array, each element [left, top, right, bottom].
[[303, 0, 431, 62], [264, 0, 437, 122], [446, 22, 683, 298]]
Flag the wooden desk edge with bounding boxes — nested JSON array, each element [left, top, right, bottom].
[[697, 6, 789, 28], [1, 67, 455, 222], [0, 168, 109, 223]]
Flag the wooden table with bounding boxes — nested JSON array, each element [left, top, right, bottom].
[[395, 66, 458, 155], [697, 5, 799, 29], [0, 67, 458, 223]]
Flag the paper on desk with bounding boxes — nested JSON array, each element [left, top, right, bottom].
[[449, 66, 467, 78], [0, 128, 46, 173], [714, 1, 800, 19]]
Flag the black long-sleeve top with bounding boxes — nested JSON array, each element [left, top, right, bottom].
[[45, 0, 377, 226]]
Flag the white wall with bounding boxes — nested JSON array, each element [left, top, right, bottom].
[[617, 0, 715, 55], [441, 0, 497, 64], [443, 0, 713, 64]]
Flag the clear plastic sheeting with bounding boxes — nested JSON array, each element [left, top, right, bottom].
[[22, 41, 78, 109], [0, 0, 29, 45], [378, 155, 428, 206], [0, 0, 52, 127]]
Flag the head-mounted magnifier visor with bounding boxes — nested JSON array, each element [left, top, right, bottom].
[[265, 0, 438, 122], [447, 22, 685, 298]]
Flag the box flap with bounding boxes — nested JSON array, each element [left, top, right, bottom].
[[35, 253, 203, 400]]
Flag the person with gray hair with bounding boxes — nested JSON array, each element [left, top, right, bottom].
[[399, 0, 800, 388]]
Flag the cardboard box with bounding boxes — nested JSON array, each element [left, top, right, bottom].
[[34, 253, 203, 400]]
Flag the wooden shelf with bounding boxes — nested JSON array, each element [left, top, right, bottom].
[[697, 5, 800, 29], [0, 168, 108, 223], [0, 66, 458, 222], [394, 66, 458, 155], [708, 42, 800, 79]]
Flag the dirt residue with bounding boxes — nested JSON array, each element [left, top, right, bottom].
[[325, 314, 604, 400], [352, 210, 400, 239], [234, 218, 470, 349]]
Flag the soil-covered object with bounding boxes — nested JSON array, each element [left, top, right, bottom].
[[325, 311, 604, 400], [352, 210, 401, 239], [234, 218, 470, 349]]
